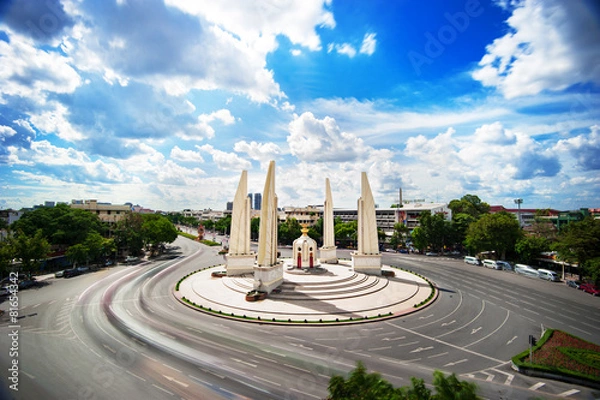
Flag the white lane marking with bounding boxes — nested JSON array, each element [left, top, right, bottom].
[[558, 389, 580, 397], [188, 374, 213, 387], [465, 310, 511, 348], [506, 336, 518, 345], [103, 344, 116, 354], [443, 359, 468, 367], [290, 388, 320, 399], [441, 320, 456, 327], [471, 327, 482, 335], [163, 375, 189, 388], [427, 352, 448, 359], [253, 375, 282, 387], [529, 382, 545, 391], [284, 364, 311, 374], [152, 384, 174, 396], [162, 363, 182, 373], [231, 357, 257, 368], [438, 300, 486, 338], [491, 368, 514, 386], [410, 346, 434, 353], [126, 370, 146, 382], [368, 346, 392, 351], [381, 336, 406, 341]]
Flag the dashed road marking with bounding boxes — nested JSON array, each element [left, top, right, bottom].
[[558, 389, 580, 397], [529, 382, 545, 391]]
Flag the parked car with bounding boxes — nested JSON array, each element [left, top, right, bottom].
[[537, 269, 560, 282], [125, 256, 140, 264], [515, 264, 540, 278], [496, 260, 513, 271], [54, 270, 65, 278], [580, 283, 600, 296], [76, 266, 90, 274], [398, 249, 408, 254], [482, 259, 501, 270], [63, 268, 80, 278], [464, 256, 481, 266], [566, 280, 581, 289], [425, 251, 438, 256]]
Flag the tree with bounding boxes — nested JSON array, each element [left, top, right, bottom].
[[11, 230, 50, 277], [448, 195, 490, 219], [214, 215, 232, 235], [515, 235, 550, 265], [11, 204, 105, 247], [335, 220, 357, 248], [66, 243, 88, 267], [142, 214, 178, 254], [414, 211, 453, 253], [389, 223, 409, 250], [250, 217, 260, 241], [552, 217, 600, 283], [465, 212, 522, 260], [278, 218, 302, 245], [114, 212, 145, 256], [328, 361, 480, 400], [0, 239, 15, 278]]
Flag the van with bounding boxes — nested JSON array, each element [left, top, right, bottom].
[[537, 269, 559, 282], [515, 264, 540, 278], [496, 260, 513, 271], [464, 256, 480, 265], [482, 259, 500, 270]]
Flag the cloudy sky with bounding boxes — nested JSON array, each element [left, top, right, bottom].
[[1, 0, 599, 212]]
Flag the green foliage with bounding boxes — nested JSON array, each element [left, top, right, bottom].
[[389, 223, 409, 250], [214, 215, 232, 235], [552, 217, 600, 283], [11, 204, 106, 247], [448, 195, 490, 219], [412, 211, 453, 252], [0, 239, 15, 277], [328, 361, 480, 400], [11, 230, 51, 276], [165, 212, 199, 227], [465, 211, 522, 259], [515, 235, 550, 265], [142, 214, 178, 251], [335, 220, 357, 248], [278, 217, 302, 245]]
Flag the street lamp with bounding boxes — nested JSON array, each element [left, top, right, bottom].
[[514, 198, 523, 227]]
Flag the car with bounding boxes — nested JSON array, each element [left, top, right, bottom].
[[515, 264, 540, 278], [482, 259, 501, 270], [496, 261, 513, 271], [125, 256, 139, 264], [566, 280, 581, 289], [537, 269, 559, 281], [63, 268, 80, 278], [398, 249, 408, 254], [464, 256, 481, 265], [580, 283, 600, 296], [76, 266, 90, 274], [425, 251, 438, 256]]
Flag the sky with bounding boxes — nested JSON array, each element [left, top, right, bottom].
[[0, 0, 599, 212]]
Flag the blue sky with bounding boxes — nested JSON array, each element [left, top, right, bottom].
[[0, 0, 599, 212]]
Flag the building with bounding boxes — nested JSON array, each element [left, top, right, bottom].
[[282, 206, 321, 226], [254, 193, 262, 211], [70, 199, 131, 224], [334, 202, 451, 235]]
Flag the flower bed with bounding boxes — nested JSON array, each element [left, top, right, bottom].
[[512, 329, 600, 387]]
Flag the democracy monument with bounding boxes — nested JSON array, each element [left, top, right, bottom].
[[175, 161, 436, 324]]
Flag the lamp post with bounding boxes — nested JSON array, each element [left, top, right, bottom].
[[514, 198, 523, 227]]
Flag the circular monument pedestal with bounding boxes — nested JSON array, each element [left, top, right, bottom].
[[176, 260, 436, 324]]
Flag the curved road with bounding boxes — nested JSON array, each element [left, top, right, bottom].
[[1, 237, 599, 399]]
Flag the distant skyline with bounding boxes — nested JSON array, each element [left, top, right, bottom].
[[1, 0, 599, 212]]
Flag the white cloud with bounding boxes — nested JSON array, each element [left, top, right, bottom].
[[287, 112, 366, 162], [359, 33, 377, 55], [233, 140, 282, 167], [197, 144, 252, 171], [0, 126, 17, 140], [332, 43, 357, 58], [554, 125, 600, 171], [472, 0, 600, 98], [165, 0, 335, 52], [291, 49, 302, 56], [28, 101, 85, 141], [0, 31, 81, 104], [170, 146, 205, 163], [176, 109, 236, 141]]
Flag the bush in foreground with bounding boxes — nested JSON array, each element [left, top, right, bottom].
[[328, 361, 480, 400]]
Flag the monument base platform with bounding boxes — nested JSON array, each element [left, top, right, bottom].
[[351, 252, 382, 275], [319, 246, 338, 264], [253, 263, 283, 293], [226, 253, 256, 276]]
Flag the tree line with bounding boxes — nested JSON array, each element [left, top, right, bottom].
[[0, 204, 178, 277]]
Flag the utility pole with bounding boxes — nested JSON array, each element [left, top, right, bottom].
[[514, 198, 523, 227]]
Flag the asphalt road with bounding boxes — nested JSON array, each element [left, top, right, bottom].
[[0, 237, 599, 400]]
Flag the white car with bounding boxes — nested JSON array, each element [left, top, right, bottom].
[[515, 264, 539, 278]]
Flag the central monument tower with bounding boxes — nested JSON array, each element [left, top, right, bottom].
[[351, 172, 382, 275], [253, 161, 283, 293]]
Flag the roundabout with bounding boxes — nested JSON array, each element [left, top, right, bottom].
[[175, 260, 437, 324]]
